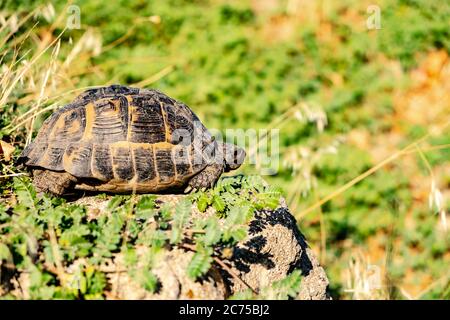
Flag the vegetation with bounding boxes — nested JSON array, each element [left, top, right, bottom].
[[0, 0, 449, 299], [0, 175, 288, 299]]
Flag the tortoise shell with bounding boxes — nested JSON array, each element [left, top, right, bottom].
[[20, 85, 216, 193]]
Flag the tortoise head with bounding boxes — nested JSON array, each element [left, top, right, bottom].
[[221, 142, 246, 172]]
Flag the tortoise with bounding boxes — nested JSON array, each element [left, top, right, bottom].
[[19, 85, 246, 196]]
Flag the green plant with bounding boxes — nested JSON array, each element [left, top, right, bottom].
[[0, 175, 287, 299]]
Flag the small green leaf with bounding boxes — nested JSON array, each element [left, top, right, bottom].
[[0, 243, 11, 261], [225, 205, 246, 226], [170, 199, 192, 244], [106, 196, 125, 212], [212, 195, 226, 212], [228, 289, 254, 300], [169, 227, 182, 244], [13, 177, 38, 212], [141, 269, 159, 293], [262, 270, 302, 299], [187, 244, 213, 279], [203, 217, 221, 246], [197, 193, 211, 213], [123, 247, 138, 267], [136, 195, 156, 220], [0, 204, 9, 222]]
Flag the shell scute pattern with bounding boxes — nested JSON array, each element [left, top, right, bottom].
[[111, 145, 134, 181], [129, 95, 166, 144], [133, 147, 156, 183], [85, 99, 127, 142], [173, 145, 192, 177], [155, 148, 176, 184], [63, 143, 93, 177], [20, 85, 212, 192], [91, 144, 114, 181]]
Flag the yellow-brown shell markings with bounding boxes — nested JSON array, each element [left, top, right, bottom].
[[20, 86, 210, 193]]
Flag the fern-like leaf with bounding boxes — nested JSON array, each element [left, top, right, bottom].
[[187, 244, 213, 279], [170, 199, 192, 244]]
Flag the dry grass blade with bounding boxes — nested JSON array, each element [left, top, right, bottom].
[[0, 27, 67, 110], [48, 225, 67, 287], [247, 104, 301, 160], [25, 38, 61, 146], [296, 122, 450, 219], [0, 173, 28, 178], [133, 65, 174, 88], [0, 7, 41, 50]]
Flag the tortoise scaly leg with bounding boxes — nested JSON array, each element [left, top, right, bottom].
[[32, 170, 77, 196], [185, 163, 224, 193]]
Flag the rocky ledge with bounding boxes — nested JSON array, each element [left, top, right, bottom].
[[74, 188, 330, 299], [1, 176, 329, 300]]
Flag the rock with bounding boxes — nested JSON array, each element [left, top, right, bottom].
[[74, 194, 330, 300], [1, 185, 330, 300], [105, 248, 227, 300], [228, 199, 330, 300]]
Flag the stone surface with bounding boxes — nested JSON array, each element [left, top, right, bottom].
[[105, 247, 227, 300], [2, 193, 330, 300], [75, 194, 330, 300], [228, 202, 330, 300]]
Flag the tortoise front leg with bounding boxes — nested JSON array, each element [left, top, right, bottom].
[[32, 170, 77, 196], [185, 163, 224, 193]]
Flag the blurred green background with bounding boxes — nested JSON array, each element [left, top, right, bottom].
[[0, 0, 449, 299]]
